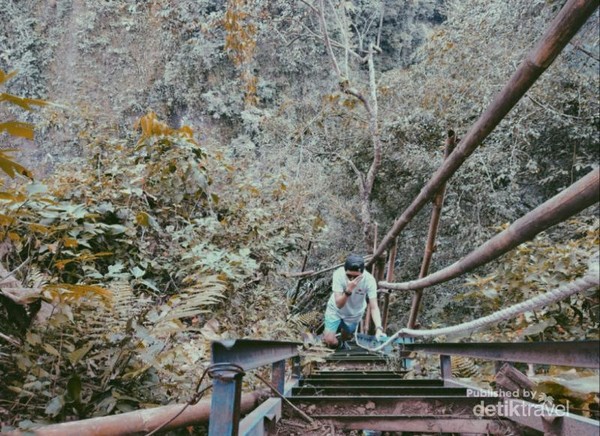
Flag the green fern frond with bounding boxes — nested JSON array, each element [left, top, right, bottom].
[[452, 356, 481, 378], [162, 274, 226, 321], [294, 310, 322, 328]]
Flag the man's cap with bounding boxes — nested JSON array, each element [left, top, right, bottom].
[[344, 254, 365, 273]]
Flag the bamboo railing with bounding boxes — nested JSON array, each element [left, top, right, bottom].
[[379, 168, 599, 291], [367, 0, 599, 268]]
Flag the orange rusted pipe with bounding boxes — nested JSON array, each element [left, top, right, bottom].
[[25, 390, 267, 436]]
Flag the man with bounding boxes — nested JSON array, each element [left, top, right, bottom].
[[323, 254, 385, 348]]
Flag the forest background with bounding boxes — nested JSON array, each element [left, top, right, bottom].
[[0, 0, 598, 428]]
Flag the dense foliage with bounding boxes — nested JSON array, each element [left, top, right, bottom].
[[0, 112, 319, 426]]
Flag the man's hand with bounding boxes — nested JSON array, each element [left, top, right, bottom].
[[346, 275, 362, 293], [375, 327, 386, 341]]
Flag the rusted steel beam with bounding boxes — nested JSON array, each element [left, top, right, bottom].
[[209, 339, 301, 436], [299, 378, 444, 387], [368, 0, 599, 267], [408, 131, 456, 328], [311, 370, 406, 377], [379, 168, 599, 291], [310, 415, 499, 433], [211, 339, 301, 370], [503, 398, 600, 435], [290, 395, 499, 415], [405, 341, 600, 368], [28, 390, 267, 436], [291, 386, 468, 396]]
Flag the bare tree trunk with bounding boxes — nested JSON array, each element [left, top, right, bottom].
[[316, 2, 383, 252]]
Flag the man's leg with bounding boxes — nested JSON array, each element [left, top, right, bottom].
[[323, 314, 341, 348], [339, 320, 358, 342]]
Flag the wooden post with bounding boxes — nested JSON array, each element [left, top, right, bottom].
[[407, 131, 456, 328], [381, 237, 398, 330]]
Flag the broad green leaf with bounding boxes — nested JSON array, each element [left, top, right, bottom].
[[43, 343, 61, 357], [0, 121, 34, 139], [0, 151, 31, 178], [67, 342, 94, 365], [25, 332, 41, 346], [135, 212, 150, 227], [131, 266, 145, 278], [0, 70, 17, 85], [0, 93, 47, 111], [66, 375, 81, 403]]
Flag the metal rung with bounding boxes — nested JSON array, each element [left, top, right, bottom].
[[300, 378, 444, 387], [289, 395, 499, 415], [308, 414, 501, 433], [325, 356, 388, 362], [312, 370, 406, 376], [291, 386, 467, 396]]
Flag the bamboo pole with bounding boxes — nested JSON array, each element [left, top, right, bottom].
[[407, 132, 456, 328], [296, 255, 374, 280], [363, 225, 379, 333], [25, 390, 267, 436], [379, 168, 599, 291], [381, 237, 398, 330], [367, 0, 599, 268]]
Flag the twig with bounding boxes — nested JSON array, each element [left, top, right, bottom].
[[318, 0, 342, 77], [0, 257, 31, 282], [569, 40, 600, 61], [0, 332, 21, 346], [298, 0, 318, 13], [282, 270, 316, 278]]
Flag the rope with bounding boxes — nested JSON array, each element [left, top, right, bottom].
[[358, 257, 599, 353]]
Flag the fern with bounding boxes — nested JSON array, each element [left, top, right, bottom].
[[452, 356, 482, 378], [161, 274, 226, 321]]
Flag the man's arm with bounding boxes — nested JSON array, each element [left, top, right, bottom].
[[369, 297, 383, 332]]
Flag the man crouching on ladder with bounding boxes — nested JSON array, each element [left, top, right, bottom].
[[323, 254, 385, 349]]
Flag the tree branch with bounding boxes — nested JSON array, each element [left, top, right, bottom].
[[318, 0, 342, 77]]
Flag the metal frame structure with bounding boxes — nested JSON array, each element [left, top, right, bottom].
[[208, 339, 301, 436], [406, 341, 600, 435]]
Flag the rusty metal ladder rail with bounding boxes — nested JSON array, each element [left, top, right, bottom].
[[289, 341, 498, 434], [208, 339, 302, 436], [286, 340, 600, 435], [405, 341, 600, 435]]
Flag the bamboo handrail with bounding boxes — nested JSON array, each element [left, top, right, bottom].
[[379, 169, 599, 291], [367, 0, 599, 268], [28, 390, 268, 436]]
